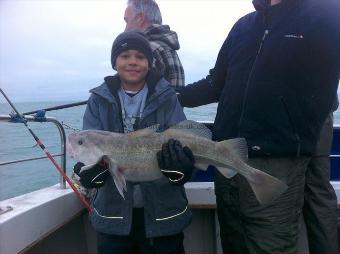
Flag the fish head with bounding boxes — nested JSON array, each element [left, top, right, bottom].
[[67, 130, 109, 165]]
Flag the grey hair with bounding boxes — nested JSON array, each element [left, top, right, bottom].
[[127, 0, 162, 25]]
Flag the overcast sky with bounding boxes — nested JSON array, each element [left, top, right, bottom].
[[0, 0, 254, 102]]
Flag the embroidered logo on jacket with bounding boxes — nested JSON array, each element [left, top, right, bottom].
[[284, 34, 304, 39]]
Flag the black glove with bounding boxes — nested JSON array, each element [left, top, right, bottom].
[[157, 139, 195, 185], [73, 160, 110, 188]]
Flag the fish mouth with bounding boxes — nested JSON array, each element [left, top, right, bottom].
[[66, 132, 79, 158], [66, 139, 75, 158]]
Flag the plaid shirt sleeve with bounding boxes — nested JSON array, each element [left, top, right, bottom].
[[150, 42, 185, 87]]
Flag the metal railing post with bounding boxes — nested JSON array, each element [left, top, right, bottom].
[[49, 118, 67, 189], [0, 115, 67, 188]]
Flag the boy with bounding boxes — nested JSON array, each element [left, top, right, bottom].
[[73, 31, 192, 254]]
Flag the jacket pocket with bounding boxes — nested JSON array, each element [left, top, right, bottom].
[[151, 179, 188, 221], [241, 81, 302, 153], [92, 178, 125, 219], [279, 96, 301, 155]]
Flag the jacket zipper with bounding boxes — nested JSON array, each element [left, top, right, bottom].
[[237, 29, 269, 136], [112, 93, 125, 132], [139, 87, 172, 124]]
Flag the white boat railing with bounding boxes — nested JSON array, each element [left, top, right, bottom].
[[0, 114, 67, 189]]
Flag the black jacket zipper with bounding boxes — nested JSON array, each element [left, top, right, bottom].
[[237, 29, 269, 136]]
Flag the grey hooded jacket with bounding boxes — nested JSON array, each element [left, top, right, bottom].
[[83, 72, 191, 237]]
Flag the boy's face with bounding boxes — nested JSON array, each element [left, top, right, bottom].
[[116, 49, 149, 87]]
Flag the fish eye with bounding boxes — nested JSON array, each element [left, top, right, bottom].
[[78, 139, 83, 145]]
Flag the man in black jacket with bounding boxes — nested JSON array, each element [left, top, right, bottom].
[[157, 0, 340, 253]]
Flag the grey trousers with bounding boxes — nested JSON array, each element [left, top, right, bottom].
[[303, 114, 338, 254], [215, 157, 310, 254]]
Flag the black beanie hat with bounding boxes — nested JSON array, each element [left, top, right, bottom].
[[111, 31, 153, 69]]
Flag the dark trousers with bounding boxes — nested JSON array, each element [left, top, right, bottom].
[[97, 208, 185, 254], [303, 114, 338, 254], [215, 157, 310, 254]]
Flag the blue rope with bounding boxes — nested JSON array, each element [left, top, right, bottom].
[[34, 110, 46, 122], [9, 112, 26, 123]]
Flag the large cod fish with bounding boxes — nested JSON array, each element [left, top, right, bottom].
[[67, 120, 287, 204]]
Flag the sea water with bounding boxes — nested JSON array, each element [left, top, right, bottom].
[[1, 101, 340, 201]]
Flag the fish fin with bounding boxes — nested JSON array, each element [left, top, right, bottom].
[[246, 167, 288, 204], [217, 138, 248, 160], [194, 163, 208, 171], [79, 162, 98, 174], [192, 154, 238, 178], [194, 156, 213, 171], [127, 124, 159, 138], [215, 167, 237, 178], [166, 120, 212, 140], [101, 155, 127, 199], [195, 156, 238, 177], [214, 138, 246, 178]]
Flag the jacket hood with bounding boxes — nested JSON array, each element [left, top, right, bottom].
[[252, 0, 298, 12], [89, 80, 115, 104], [252, 0, 270, 11], [144, 24, 180, 50]]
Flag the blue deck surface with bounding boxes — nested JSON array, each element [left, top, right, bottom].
[[190, 126, 340, 182]]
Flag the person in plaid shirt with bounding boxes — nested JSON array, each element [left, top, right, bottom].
[[124, 0, 185, 87]]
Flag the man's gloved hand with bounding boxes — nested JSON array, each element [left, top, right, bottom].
[[157, 139, 195, 185], [73, 160, 110, 188]]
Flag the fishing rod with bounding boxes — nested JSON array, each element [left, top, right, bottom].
[[22, 100, 88, 116], [0, 88, 92, 212]]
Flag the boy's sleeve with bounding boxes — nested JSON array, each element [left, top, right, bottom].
[[165, 93, 187, 127], [83, 94, 103, 130]]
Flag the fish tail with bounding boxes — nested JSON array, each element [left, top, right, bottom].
[[102, 155, 127, 199], [216, 139, 288, 204], [246, 166, 288, 204]]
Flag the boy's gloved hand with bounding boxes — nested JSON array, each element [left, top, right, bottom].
[[157, 139, 195, 185], [73, 160, 110, 188]]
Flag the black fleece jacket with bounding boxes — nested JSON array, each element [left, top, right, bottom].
[[178, 0, 340, 157]]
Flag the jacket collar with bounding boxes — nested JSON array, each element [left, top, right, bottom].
[[90, 70, 169, 103], [254, 0, 302, 28]]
